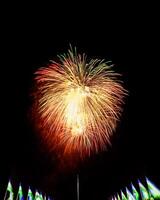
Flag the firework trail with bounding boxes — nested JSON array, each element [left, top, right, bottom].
[[33, 47, 127, 156]]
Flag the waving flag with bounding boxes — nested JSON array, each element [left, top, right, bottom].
[[121, 190, 127, 200], [138, 180, 149, 200], [114, 196, 118, 200], [117, 194, 121, 200], [5, 180, 14, 200], [17, 184, 24, 200], [131, 184, 139, 200], [146, 177, 160, 199], [40, 193, 44, 200], [27, 187, 34, 200], [35, 190, 44, 199], [126, 187, 135, 200]]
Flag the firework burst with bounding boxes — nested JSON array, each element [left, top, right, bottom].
[[33, 47, 126, 156]]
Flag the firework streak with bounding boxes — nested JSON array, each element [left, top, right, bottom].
[[34, 47, 127, 156]]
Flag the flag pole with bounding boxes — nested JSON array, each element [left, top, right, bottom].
[[16, 187, 20, 200], [77, 174, 79, 200], [3, 181, 8, 200], [3, 189, 7, 200], [16, 183, 20, 200], [4, 180, 9, 200], [16, 193, 18, 200]]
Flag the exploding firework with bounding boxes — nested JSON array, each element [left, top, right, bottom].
[[33, 47, 126, 156]]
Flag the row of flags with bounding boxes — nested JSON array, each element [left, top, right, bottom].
[[4, 180, 52, 200], [111, 177, 160, 200]]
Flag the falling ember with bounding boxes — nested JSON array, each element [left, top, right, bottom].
[[33, 47, 127, 156]]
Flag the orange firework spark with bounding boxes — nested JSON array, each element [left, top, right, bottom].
[[34, 47, 126, 156]]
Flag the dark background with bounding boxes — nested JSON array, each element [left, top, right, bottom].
[[1, 3, 159, 200]]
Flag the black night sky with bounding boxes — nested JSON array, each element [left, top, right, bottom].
[[1, 4, 159, 200]]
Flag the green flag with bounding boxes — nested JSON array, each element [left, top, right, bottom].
[[27, 187, 34, 200], [40, 193, 44, 200], [7, 181, 13, 193], [17, 184, 24, 200], [126, 187, 135, 200], [6, 180, 14, 200], [146, 177, 160, 199], [138, 180, 150, 200], [35, 190, 43, 200], [121, 190, 127, 200], [117, 194, 121, 200], [131, 184, 140, 200]]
